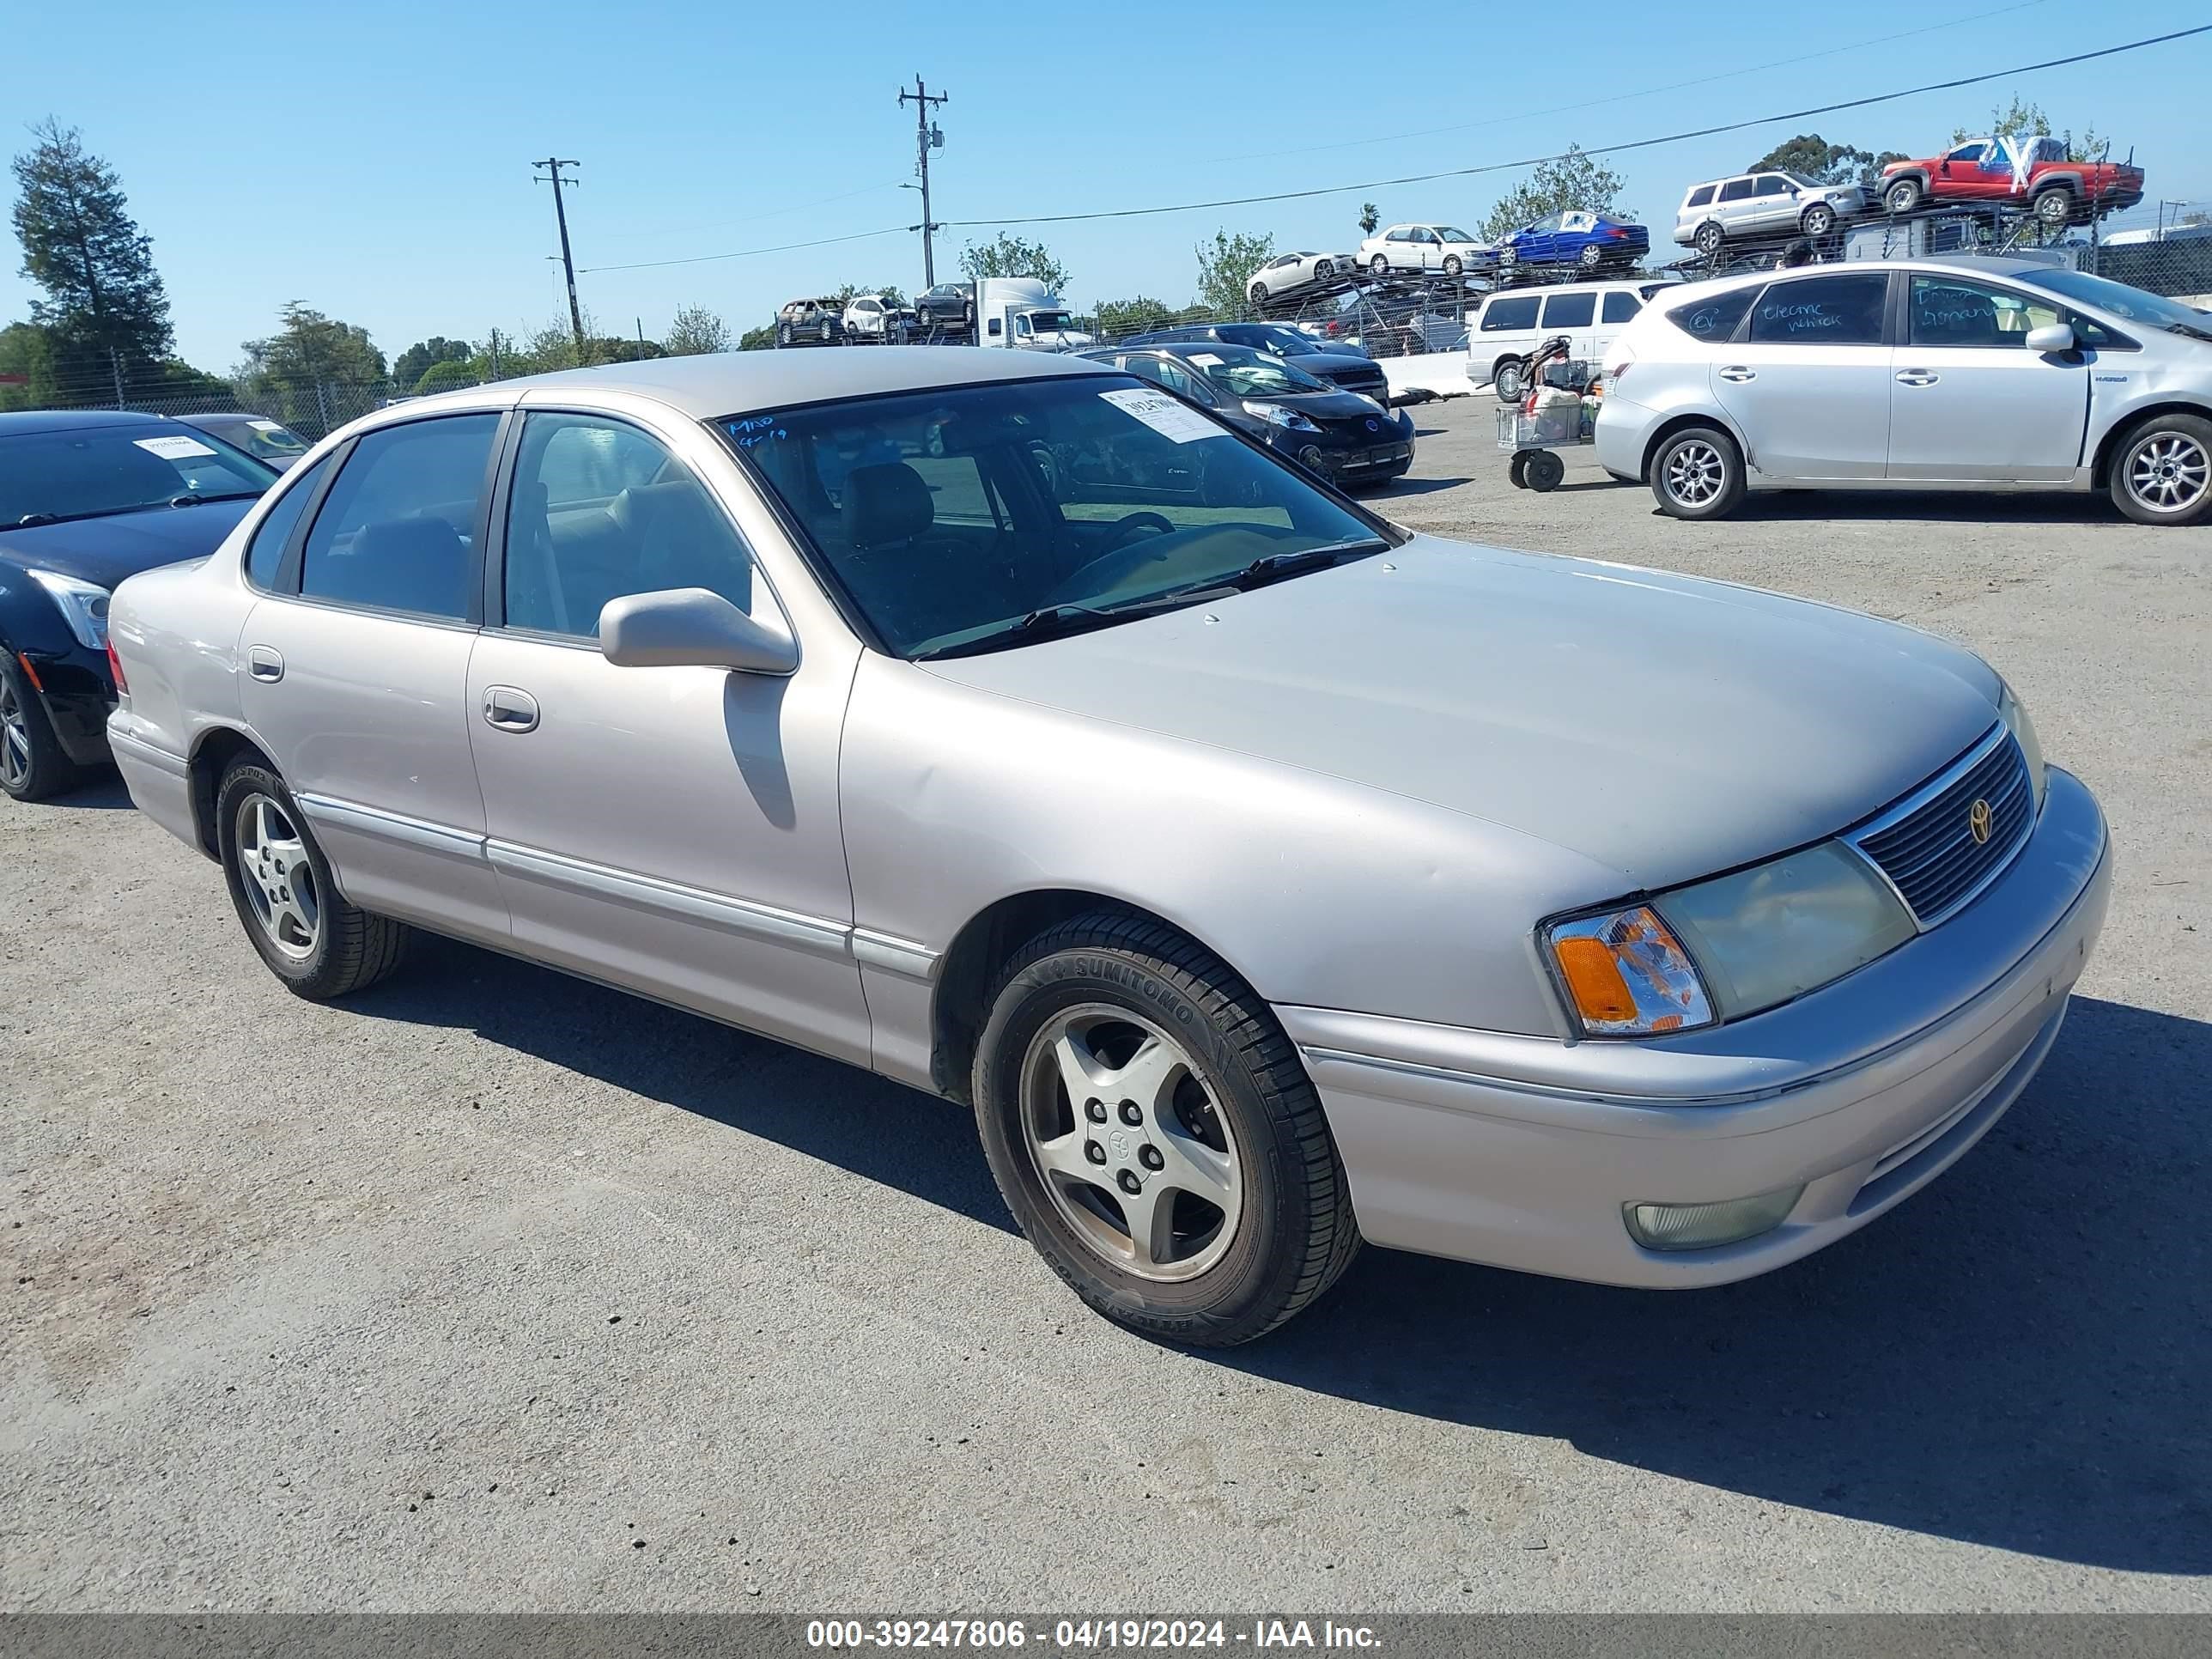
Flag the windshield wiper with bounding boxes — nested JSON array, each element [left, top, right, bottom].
[[10, 512, 61, 529], [914, 592, 1206, 661], [1222, 537, 1390, 591], [167, 490, 263, 508], [2163, 321, 2212, 343]]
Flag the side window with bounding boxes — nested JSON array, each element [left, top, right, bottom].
[[1667, 287, 1758, 342], [1685, 185, 1715, 209], [1718, 178, 1754, 203], [1540, 291, 1596, 328], [1753, 175, 1790, 198], [244, 454, 331, 589], [1947, 143, 1987, 164], [1746, 273, 1890, 345], [298, 414, 499, 619], [1909, 276, 2060, 348], [504, 413, 754, 638], [1121, 356, 1169, 386], [1601, 291, 1643, 324], [1480, 295, 1542, 331], [1153, 360, 1203, 399]]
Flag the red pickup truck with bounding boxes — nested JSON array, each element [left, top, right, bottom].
[[1880, 135, 2144, 225]]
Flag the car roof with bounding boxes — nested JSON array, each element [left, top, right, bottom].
[[377, 346, 1118, 424], [0, 408, 169, 434], [173, 410, 264, 422]]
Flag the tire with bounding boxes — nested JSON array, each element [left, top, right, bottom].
[[1370, 254, 1389, 276], [1524, 450, 1565, 491], [1693, 222, 1725, 258], [1650, 424, 1746, 520], [216, 760, 409, 1000], [2108, 412, 2212, 526], [776, 323, 791, 348], [0, 653, 83, 803], [1885, 178, 1922, 216], [1249, 282, 1268, 306], [819, 321, 832, 343], [1578, 243, 1603, 270], [1508, 452, 1530, 489], [1801, 203, 1837, 238], [1492, 358, 1525, 402], [2033, 186, 2075, 228], [971, 910, 1360, 1346], [1443, 255, 1462, 277]]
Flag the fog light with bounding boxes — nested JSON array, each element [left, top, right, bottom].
[[1624, 1186, 1803, 1252], [1298, 444, 1326, 470]]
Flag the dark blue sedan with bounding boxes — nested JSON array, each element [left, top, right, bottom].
[[1, 410, 276, 801], [1498, 210, 1650, 273]]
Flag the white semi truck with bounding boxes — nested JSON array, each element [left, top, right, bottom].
[[972, 277, 1093, 351]]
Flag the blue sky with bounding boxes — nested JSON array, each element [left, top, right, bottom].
[[8, 0, 2211, 374]]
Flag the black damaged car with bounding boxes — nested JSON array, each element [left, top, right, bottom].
[[1076, 343, 1414, 489], [1, 410, 276, 802]]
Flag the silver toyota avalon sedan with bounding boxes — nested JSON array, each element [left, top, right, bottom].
[[106, 349, 2111, 1345]]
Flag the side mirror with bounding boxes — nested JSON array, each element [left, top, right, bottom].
[[599, 587, 798, 676], [2025, 322, 2076, 354]]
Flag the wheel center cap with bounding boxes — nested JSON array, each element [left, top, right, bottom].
[[1107, 1127, 1133, 1162]]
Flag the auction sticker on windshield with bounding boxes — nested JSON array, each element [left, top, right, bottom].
[[133, 435, 218, 460], [1098, 387, 1224, 443]]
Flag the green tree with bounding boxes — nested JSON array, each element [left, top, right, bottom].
[[1195, 229, 1276, 317], [1951, 98, 2110, 163], [1093, 295, 1175, 339], [663, 303, 732, 356], [9, 118, 173, 399], [392, 336, 471, 390], [958, 234, 1070, 294], [1358, 202, 1380, 235], [0, 319, 57, 411], [1748, 134, 1908, 189], [236, 303, 387, 435], [1479, 144, 1625, 241], [738, 322, 777, 351], [415, 360, 479, 396]]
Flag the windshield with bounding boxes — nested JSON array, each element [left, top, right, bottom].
[[1184, 345, 1330, 398], [1781, 172, 1826, 190], [2012, 268, 2209, 334], [1223, 324, 1320, 355], [0, 422, 276, 528], [195, 416, 309, 463], [1436, 228, 1475, 244], [726, 374, 1386, 659], [1024, 310, 1075, 332]]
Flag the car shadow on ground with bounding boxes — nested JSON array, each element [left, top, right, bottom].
[[1370, 477, 1473, 497], [1214, 994, 2212, 1577], [1717, 492, 2125, 526], [348, 947, 2209, 1574], [51, 771, 136, 811]]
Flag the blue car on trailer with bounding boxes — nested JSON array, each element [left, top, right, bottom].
[[1498, 210, 1650, 273]]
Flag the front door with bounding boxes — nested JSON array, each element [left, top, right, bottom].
[[239, 409, 509, 942], [1709, 270, 1895, 481], [1887, 273, 2090, 482], [465, 407, 872, 1066]]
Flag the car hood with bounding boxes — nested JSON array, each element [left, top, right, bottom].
[[921, 537, 2002, 889], [0, 499, 256, 590], [1261, 388, 1395, 421]]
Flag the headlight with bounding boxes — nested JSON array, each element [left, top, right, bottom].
[[26, 569, 111, 650], [1545, 906, 1715, 1036], [1243, 401, 1320, 432], [1655, 842, 1915, 1020], [1997, 679, 2047, 813]]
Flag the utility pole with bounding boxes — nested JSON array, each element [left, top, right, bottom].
[[896, 77, 948, 287], [532, 156, 586, 361]]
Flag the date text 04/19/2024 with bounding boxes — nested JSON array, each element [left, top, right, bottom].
[[805, 1620, 1383, 1650]]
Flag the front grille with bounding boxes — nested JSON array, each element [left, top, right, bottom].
[[1848, 730, 2033, 927]]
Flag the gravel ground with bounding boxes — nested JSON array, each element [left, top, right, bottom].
[[4, 398, 2208, 1613]]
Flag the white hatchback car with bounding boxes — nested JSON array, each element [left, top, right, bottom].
[[1595, 256, 2212, 526]]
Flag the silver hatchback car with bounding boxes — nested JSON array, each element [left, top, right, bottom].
[[1597, 257, 2212, 526], [108, 349, 2109, 1345]]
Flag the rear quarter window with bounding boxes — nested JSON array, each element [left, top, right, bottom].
[[1666, 287, 1758, 343], [1685, 185, 1715, 209]]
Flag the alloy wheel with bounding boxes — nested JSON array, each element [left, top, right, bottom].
[[0, 678, 29, 792], [234, 792, 322, 960], [1666, 439, 1727, 507], [1019, 1005, 1242, 1282], [2126, 433, 2210, 515]]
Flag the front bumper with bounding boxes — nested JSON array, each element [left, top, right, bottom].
[[19, 642, 116, 766], [1280, 766, 2110, 1288]]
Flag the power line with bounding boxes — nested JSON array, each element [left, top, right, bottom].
[[1197, 0, 2059, 168], [600, 179, 907, 246], [578, 225, 909, 275], [944, 26, 2212, 228]]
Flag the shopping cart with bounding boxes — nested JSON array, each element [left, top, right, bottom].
[[1497, 399, 1596, 492]]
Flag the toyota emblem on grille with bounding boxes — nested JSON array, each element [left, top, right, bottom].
[[1968, 798, 1993, 845]]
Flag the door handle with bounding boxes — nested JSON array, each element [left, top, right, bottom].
[[481, 685, 539, 733], [1895, 369, 1940, 386], [247, 646, 284, 683], [1717, 366, 1757, 382]]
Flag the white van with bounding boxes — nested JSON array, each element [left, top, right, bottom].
[[1466, 278, 1680, 386]]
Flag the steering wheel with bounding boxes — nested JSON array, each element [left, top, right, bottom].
[[1044, 514, 1178, 607]]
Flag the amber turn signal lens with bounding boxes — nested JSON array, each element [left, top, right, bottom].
[[1553, 935, 1637, 1024]]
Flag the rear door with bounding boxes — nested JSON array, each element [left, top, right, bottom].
[[239, 409, 509, 941], [1887, 272, 2089, 482], [1708, 270, 1894, 481]]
